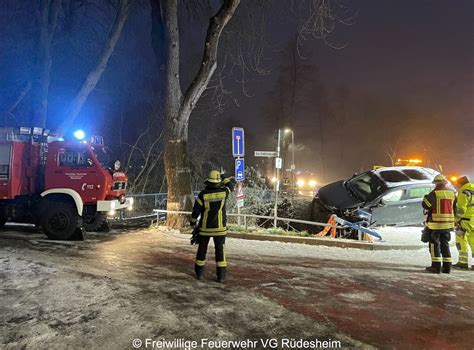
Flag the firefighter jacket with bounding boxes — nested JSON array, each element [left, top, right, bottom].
[[190, 178, 235, 236], [422, 185, 456, 230], [454, 182, 474, 226]]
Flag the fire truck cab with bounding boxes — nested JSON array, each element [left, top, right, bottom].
[[0, 127, 132, 240]]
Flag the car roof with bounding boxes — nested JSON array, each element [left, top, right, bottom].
[[370, 166, 438, 188]]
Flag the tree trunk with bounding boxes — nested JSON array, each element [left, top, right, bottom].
[[159, 0, 192, 227], [57, 0, 131, 134], [155, 0, 240, 228], [31, 0, 61, 127]]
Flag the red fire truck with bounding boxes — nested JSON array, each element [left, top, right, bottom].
[[0, 127, 132, 240]]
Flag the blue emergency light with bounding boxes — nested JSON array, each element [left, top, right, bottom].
[[73, 130, 85, 140]]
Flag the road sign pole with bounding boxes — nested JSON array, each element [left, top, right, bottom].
[[274, 129, 281, 228], [237, 205, 241, 226]]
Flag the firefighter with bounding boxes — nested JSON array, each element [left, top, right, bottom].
[[422, 174, 456, 274], [190, 170, 235, 282], [453, 176, 474, 270]]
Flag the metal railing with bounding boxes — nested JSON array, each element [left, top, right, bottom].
[[151, 209, 342, 232], [119, 192, 343, 234]]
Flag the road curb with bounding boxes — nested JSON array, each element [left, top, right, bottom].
[[225, 232, 426, 250]]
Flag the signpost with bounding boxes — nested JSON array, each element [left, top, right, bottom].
[[275, 157, 282, 169], [274, 129, 281, 228], [254, 151, 277, 158], [236, 182, 244, 209], [232, 127, 245, 225], [232, 127, 245, 157], [235, 158, 245, 182]]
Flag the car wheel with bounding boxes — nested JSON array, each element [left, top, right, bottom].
[[41, 200, 79, 240]]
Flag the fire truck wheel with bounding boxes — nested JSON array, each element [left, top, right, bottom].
[[84, 212, 108, 232], [41, 200, 79, 240]]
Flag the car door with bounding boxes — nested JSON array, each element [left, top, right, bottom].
[[370, 188, 408, 226], [401, 185, 434, 225]]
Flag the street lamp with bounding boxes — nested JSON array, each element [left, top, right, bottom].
[[284, 129, 295, 197]]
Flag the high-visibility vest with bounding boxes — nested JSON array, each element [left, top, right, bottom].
[[423, 190, 456, 230]]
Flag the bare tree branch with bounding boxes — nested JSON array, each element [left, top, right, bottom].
[[178, 0, 240, 137], [57, 0, 131, 134]]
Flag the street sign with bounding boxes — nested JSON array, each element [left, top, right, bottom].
[[237, 198, 244, 208], [275, 157, 282, 169], [236, 182, 245, 199], [254, 151, 277, 158], [235, 158, 245, 182], [232, 127, 245, 157]]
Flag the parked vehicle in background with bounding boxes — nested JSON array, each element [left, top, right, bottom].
[[0, 127, 132, 240], [311, 166, 446, 228]]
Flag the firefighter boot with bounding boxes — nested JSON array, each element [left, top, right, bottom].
[[452, 263, 469, 270], [216, 267, 226, 283], [195, 264, 204, 280], [442, 262, 452, 274], [425, 262, 441, 274]]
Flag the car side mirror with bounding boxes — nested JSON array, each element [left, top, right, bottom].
[[87, 158, 93, 167]]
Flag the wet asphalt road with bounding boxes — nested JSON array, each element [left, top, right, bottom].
[[0, 226, 473, 349]]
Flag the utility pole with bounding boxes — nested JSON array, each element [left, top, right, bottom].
[[274, 129, 281, 228]]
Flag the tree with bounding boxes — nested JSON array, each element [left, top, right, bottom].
[[31, 0, 62, 127], [58, 0, 131, 133], [151, 0, 240, 227], [149, 0, 353, 228]]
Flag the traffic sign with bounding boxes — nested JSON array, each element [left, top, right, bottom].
[[254, 151, 277, 158], [275, 157, 282, 169], [236, 182, 245, 199], [235, 158, 245, 182], [232, 127, 245, 157]]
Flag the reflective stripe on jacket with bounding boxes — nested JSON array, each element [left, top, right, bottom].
[[191, 178, 234, 236], [454, 183, 474, 225], [422, 188, 456, 230]]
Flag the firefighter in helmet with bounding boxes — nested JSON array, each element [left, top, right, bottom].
[[422, 174, 456, 273], [190, 170, 235, 282], [453, 176, 474, 270]]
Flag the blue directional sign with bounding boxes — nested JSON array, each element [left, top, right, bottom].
[[235, 158, 245, 182], [232, 127, 245, 157]]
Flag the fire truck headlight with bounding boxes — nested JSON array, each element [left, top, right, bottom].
[[128, 197, 134, 206], [73, 130, 85, 140], [108, 210, 116, 216]]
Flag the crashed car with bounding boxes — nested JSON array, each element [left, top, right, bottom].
[[311, 166, 442, 228]]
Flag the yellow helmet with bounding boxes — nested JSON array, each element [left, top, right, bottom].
[[206, 170, 222, 183], [433, 174, 447, 183]]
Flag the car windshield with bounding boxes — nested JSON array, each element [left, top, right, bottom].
[[347, 172, 387, 202], [91, 145, 113, 169]]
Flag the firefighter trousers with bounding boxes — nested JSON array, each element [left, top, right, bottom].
[[428, 230, 452, 267], [456, 221, 474, 266], [195, 236, 227, 269]]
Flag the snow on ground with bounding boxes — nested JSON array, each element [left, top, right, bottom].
[[376, 226, 433, 245], [160, 228, 464, 270]]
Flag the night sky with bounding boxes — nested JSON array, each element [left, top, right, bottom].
[[235, 0, 473, 181], [0, 0, 472, 184]]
